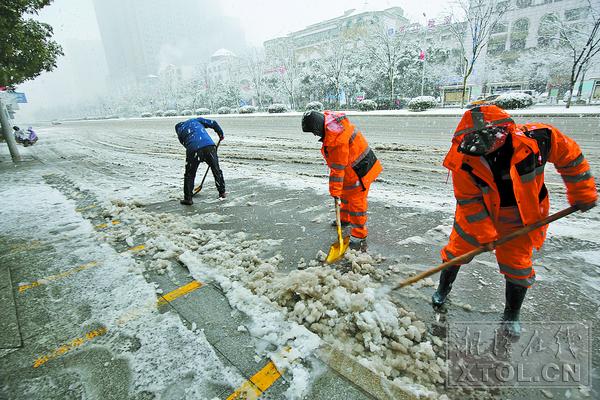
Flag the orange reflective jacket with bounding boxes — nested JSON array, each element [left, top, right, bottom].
[[320, 111, 383, 197], [444, 105, 598, 248]]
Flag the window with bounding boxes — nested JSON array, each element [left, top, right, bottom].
[[511, 37, 526, 50], [513, 18, 529, 32], [592, 82, 600, 101], [516, 0, 532, 8], [510, 18, 529, 50], [537, 13, 559, 47], [492, 22, 508, 34], [496, 1, 510, 12], [487, 36, 507, 55]]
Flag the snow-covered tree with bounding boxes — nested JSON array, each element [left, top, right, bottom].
[[311, 38, 353, 108], [363, 25, 409, 103], [555, 1, 600, 108], [448, 0, 511, 107], [244, 48, 268, 109], [484, 48, 570, 95], [212, 81, 241, 109], [298, 61, 328, 106], [270, 46, 300, 110]]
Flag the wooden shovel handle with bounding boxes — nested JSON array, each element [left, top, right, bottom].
[[335, 198, 343, 246], [394, 206, 579, 290]]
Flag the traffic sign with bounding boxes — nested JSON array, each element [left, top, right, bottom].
[[13, 92, 27, 103]]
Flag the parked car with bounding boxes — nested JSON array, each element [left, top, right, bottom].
[[467, 94, 500, 109]]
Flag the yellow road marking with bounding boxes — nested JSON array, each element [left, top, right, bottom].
[[32, 327, 107, 368], [75, 204, 96, 212], [117, 280, 204, 325], [227, 361, 283, 400], [127, 244, 145, 252], [95, 220, 120, 230], [18, 262, 98, 293], [157, 281, 203, 306]]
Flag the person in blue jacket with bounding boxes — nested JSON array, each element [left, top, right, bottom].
[[175, 117, 226, 205]]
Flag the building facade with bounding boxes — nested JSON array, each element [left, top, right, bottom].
[[264, 7, 409, 64], [473, 0, 600, 102], [93, 0, 245, 91]]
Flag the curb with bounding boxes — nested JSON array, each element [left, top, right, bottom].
[[318, 343, 424, 400], [51, 111, 600, 124]]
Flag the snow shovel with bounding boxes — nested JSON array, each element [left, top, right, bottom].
[[192, 139, 221, 197], [394, 205, 579, 290], [326, 198, 350, 263]]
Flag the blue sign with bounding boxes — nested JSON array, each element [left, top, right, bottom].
[[13, 92, 27, 103]]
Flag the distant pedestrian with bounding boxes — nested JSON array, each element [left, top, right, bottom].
[[13, 126, 37, 146], [175, 117, 226, 205], [13, 126, 26, 142], [301, 110, 382, 251], [25, 127, 38, 146], [434, 104, 597, 337]]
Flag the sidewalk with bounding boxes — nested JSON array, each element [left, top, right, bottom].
[[0, 159, 415, 400]]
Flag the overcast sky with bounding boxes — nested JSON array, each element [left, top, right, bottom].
[[36, 0, 453, 45]]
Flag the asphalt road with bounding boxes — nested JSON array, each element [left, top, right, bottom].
[[16, 113, 600, 399]]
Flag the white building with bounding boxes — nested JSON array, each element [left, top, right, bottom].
[[264, 7, 409, 64], [472, 0, 600, 101]]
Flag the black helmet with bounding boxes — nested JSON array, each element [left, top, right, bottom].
[[458, 125, 508, 156], [12, 126, 19, 131], [301, 111, 325, 138]]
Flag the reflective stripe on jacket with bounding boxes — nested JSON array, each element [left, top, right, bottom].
[[320, 111, 382, 197], [444, 106, 598, 248]]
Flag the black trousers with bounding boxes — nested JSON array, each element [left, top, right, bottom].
[[184, 145, 225, 199]]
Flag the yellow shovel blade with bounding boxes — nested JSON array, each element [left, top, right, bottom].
[[326, 236, 350, 264]]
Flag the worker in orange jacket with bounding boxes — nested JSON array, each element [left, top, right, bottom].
[[434, 104, 597, 336], [302, 110, 383, 251]]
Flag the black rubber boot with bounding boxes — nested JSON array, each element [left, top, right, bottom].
[[183, 175, 195, 204], [502, 280, 528, 337], [330, 220, 350, 227], [349, 236, 367, 252], [431, 266, 460, 308]]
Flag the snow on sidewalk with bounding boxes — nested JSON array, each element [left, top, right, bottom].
[[0, 171, 244, 399]]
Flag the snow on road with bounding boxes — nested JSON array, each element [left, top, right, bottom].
[[103, 199, 445, 397]]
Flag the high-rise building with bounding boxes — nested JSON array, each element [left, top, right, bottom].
[[93, 0, 245, 90]]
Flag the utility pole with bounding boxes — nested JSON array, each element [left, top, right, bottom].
[[420, 13, 427, 97], [0, 98, 22, 162]]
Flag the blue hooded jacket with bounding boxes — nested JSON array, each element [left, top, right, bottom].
[[175, 117, 224, 151]]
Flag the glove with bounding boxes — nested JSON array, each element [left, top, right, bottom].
[[480, 242, 495, 251], [576, 201, 596, 212]]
